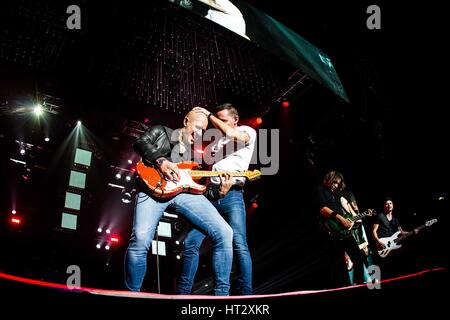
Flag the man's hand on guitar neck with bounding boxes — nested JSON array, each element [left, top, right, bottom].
[[156, 157, 181, 182]]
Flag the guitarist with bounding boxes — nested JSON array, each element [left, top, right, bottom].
[[177, 103, 256, 295], [314, 171, 366, 286], [371, 197, 418, 276], [125, 110, 234, 296]]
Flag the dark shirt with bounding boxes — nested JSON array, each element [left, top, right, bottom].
[[313, 185, 344, 224], [375, 213, 401, 238]]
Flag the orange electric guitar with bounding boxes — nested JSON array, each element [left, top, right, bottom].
[[136, 160, 261, 198]]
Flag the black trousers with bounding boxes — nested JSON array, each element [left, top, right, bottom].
[[328, 236, 366, 286]]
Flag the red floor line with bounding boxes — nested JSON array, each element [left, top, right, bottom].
[[0, 267, 446, 300]]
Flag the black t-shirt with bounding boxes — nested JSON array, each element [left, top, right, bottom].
[[313, 186, 343, 219], [375, 213, 401, 238]]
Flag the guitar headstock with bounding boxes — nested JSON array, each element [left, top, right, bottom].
[[244, 169, 262, 181], [426, 219, 438, 227]]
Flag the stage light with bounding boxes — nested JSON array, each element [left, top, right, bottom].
[[282, 101, 290, 108], [125, 176, 131, 182], [195, 149, 204, 154], [12, 210, 17, 215], [175, 240, 180, 245], [97, 227, 102, 233], [77, 120, 82, 126], [33, 104, 44, 116], [105, 229, 111, 234], [11, 217, 21, 224], [256, 117, 263, 125], [44, 137, 50, 142], [110, 236, 119, 243], [121, 189, 132, 203], [251, 202, 258, 209], [105, 245, 110, 250], [96, 244, 101, 249], [20, 148, 26, 155], [176, 255, 181, 260], [115, 173, 121, 179], [128, 159, 133, 164]]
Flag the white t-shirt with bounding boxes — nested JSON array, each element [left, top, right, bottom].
[[210, 125, 256, 185]]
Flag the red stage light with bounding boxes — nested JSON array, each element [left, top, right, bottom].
[[110, 236, 120, 243], [195, 149, 205, 154], [282, 101, 290, 107], [11, 217, 21, 224], [251, 202, 258, 209], [256, 117, 263, 125]]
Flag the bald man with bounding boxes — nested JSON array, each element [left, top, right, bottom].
[[125, 110, 233, 296]]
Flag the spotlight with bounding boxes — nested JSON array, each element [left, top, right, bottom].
[[97, 227, 102, 233], [115, 173, 122, 179], [44, 137, 50, 142], [251, 202, 258, 209], [176, 255, 181, 260], [105, 229, 111, 234], [105, 245, 110, 250], [33, 104, 44, 116], [77, 120, 82, 126], [11, 217, 21, 225], [128, 159, 133, 164], [125, 176, 131, 182], [20, 148, 26, 155], [110, 236, 119, 243], [175, 240, 180, 245], [12, 210, 17, 215], [282, 101, 290, 108], [256, 117, 263, 125], [96, 244, 101, 249]]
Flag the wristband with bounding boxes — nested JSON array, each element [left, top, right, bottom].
[[330, 211, 338, 219]]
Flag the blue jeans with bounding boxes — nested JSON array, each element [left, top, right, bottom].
[[125, 192, 233, 296], [177, 189, 253, 295]]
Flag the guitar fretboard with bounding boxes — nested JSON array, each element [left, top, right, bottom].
[[350, 210, 373, 222], [189, 171, 247, 177]]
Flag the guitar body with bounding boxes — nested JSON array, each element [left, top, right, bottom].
[[136, 161, 207, 198], [325, 212, 359, 239], [377, 231, 402, 258]]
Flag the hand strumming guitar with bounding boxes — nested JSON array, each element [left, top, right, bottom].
[[218, 173, 233, 197], [337, 214, 354, 230]]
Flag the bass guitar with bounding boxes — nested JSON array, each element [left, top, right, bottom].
[[377, 219, 438, 258], [136, 160, 261, 198]]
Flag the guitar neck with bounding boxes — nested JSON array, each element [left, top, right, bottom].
[[350, 211, 371, 222], [396, 225, 425, 243], [189, 170, 246, 178]]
